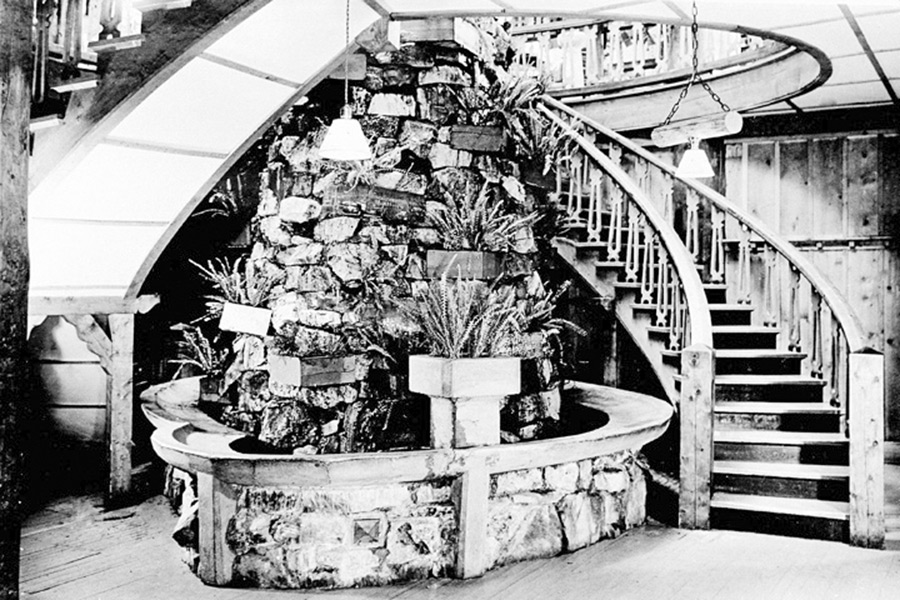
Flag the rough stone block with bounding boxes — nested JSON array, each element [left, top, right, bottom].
[[493, 468, 544, 497], [295, 308, 342, 330], [260, 216, 292, 246], [486, 495, 563, 568], [276, 240, 325, 266], [544, 463, 579, 494], [412, 227, 440, 247], [557, 492, 595, 551], [286, 266, 335, 293], [326, 242, 379, 285], [368, 93, 417, 117], [416, 87, 460, 126], [593, 469, 630, 495], [382, 65, 416, 87], [279, 196, 322, 224], [625, 473, 647, 528], [419, 65, 472, 87], [314, 217, 360, 243], [360, 115, 400, 139], [374, 170, 428, 195], [449, 125, 506, 153], [577, 460, 593, 491], [428, 142, 472, 169]]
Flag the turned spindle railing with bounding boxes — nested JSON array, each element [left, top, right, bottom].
[[511, 18, 777, 92], [543, 95, 884, 547]]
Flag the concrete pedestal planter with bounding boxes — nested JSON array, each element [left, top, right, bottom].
[[218, 302, 272, 337], [267, 353, 361, 388], [409, 355, 520, 448], [425, 249, 503, 280]]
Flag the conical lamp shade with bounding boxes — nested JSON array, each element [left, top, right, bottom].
[[676, 143, 714, 179], [320, 117, 372, 161]]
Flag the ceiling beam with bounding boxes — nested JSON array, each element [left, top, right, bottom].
[[839, 4, 899, 105]]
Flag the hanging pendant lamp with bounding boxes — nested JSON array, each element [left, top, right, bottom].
[[320, 0, 372, 161], [651, 1, 739, 179]]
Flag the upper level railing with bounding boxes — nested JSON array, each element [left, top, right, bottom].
[[509, 17, 780, 95], [538, 101, 713, 353]]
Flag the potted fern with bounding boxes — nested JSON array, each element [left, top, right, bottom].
[[168, 324, 230, 403], [193, 256, 283, 337], [426, 182, 538, 279], [404, 272, 522, 448]]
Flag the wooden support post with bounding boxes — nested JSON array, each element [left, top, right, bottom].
[[197, 472, 237, 586], [849, 351, 885, 548], [107, 313, 134, 505], [455, 458, 489, 579], [0, 1, 32, 597], [679, 344, 715, 529]]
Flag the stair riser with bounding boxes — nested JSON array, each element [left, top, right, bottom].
[[705, 288, 728, 304], [711, 509, 847, 542], [715, 413, 841, 432], [714, 474, 849, 501], [715, 356, 804, 376], [716, 384, 823, 403], [711, 311, 752, 326], [714, 443, 849, 465], [712, 331, 778, 349]]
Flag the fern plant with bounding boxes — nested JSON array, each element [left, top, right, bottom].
[[430, 182, 539, 252], [402, 271, 521, 359], [191, 256, 283, 320], [168, 323, 228, 378]]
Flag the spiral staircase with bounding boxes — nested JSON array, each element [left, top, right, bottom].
[[25, 2, 886, 546]]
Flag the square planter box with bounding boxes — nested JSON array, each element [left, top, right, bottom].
[[425, 249, 503, 280], [268, 354, 360, 388], [408, 355, 520, 398], [219, 303, 271, 337], [449, 125, 506, 153]]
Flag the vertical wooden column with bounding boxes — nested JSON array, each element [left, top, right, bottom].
[[197, 472, 237, 586], [849, 351, 885, 548], [455, 457, 489, 579], [0, 1, 32, 597], [679, 344, 715, 529], [107, 314, 135, 504]]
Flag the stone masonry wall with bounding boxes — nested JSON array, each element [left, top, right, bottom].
[[486, 450, 646, 568], [227, 479, 457, 588]]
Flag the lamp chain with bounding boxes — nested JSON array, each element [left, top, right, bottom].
[[344, 0, 351, 111], [661, 1, 731, 126]]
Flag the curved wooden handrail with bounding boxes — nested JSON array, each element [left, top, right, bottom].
[[538, 103, 714, 349], [542, 95, 868, 353]]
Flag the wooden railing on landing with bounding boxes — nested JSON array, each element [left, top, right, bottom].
[[510, 17, 777, 95], [542, 95, 884, 548]]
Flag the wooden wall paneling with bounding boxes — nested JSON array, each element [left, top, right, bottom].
[[809, 137, 844, 238], [723, 142, 745, 241], [746, 142, 779, 232], [845, 136, 881, 238], [779, 140, 811, 238], [885, 249, 900, 439], [845, 248, 885, 351], [880, 134, 900, 239]]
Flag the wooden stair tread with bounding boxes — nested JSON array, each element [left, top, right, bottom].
[[660, 349, 806, 359], [712, 492, 850, 520], [633, 303, 753, 312], [595, 260, 626, 268], [714, 430, 847, 445], [712, 325, 779, 333], [714, 460, 849, 480], [715, 401, 839, 415], [713, 374, 827, 386]]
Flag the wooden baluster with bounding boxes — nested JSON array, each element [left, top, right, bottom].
[[624, 211, 642, 282], [33, 1, 54, 104], [98, 0, 124, 41], [685, 188, 700, 263], [586, 164, 603, 243], [737, 223, 751, 304], [788, 265, 802, 352], [640, 229, 656, 304], [606, 182, 623, 261], [655, 247, 670, 327], [763, 246, 778, 326], [669, 277, 682, 350], [709, 207, 725, 283], [811, 290, 823, 378], [567, 152, 582, 222], [830, 319, 842, 408], [662, 175, 674, 225]]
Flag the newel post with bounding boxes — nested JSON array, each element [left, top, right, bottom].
[[679, 343, 715, 529], [849, 351, 884, 548]]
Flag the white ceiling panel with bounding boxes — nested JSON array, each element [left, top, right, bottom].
[[29, 143, 221, 223], [204, 0, 380, 84], [828, 54, 879, 85], [791, 80, 891, 108], [856, 13, 900, 52], [108, 57, 295, 155], [777, 20, 860, 56], [29, 221, 166, 290], [689, 3, 843, 31], [389, 0, 505, 13], [879, 49, 900, 78]]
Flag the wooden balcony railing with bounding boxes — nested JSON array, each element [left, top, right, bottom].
[[510, 18, 779, 95], [542, 95, 884, 547]]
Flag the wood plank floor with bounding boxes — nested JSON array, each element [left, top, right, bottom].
[[20, 489, 900, 600]]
